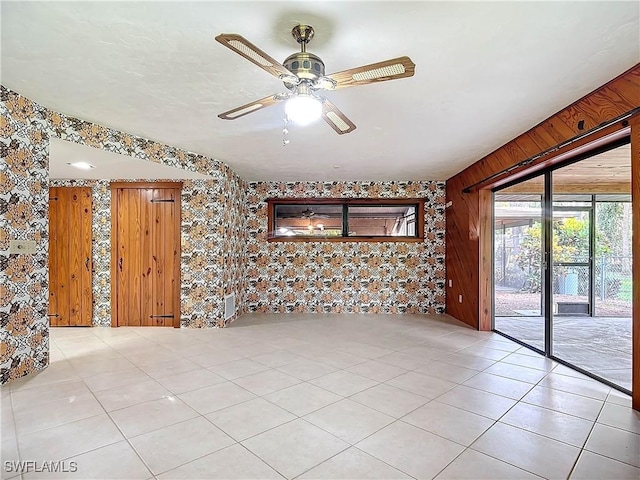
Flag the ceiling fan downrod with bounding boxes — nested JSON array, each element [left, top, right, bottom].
[[291, 24, 315, 53]]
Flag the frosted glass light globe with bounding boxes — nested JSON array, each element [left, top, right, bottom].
[[285, 95, 322, 125]]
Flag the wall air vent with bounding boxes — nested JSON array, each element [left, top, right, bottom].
[[224, 293, 236, 321]]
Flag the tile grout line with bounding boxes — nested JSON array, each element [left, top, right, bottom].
[[6, 386, 22, 480], [429, 443, 548, 480], [580, 422, 640, 469], [115, 344, 347, 476], [293, 443, 417, 480], [460, 361, 597, 479], [11, 363, 150, 477], [236, 442, 288, 480], [88, 336, 249, 478], [77, 363, 156, 478], [565, 399, 609, 479]]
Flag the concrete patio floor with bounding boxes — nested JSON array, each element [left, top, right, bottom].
[[494, 316, 632, 391]]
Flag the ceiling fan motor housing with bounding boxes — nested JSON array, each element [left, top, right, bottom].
[[283, 52, 325, 82]]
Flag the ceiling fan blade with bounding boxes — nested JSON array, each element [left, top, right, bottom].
[[218, 94, 283, 120], [321, 99, 356, 135], [326, 56, 415, 89], [215, 33, 295, 81]]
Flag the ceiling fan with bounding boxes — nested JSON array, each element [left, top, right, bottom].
[[280, 208, 330, 219], [215, 25, 416, 134]]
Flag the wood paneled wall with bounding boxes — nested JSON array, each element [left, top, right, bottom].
[[446, 64, 640, 330]]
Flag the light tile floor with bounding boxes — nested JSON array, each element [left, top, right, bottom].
[[1, 313, 638, 480]]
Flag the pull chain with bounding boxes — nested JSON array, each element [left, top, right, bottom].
[[282, 117, 290, 146]]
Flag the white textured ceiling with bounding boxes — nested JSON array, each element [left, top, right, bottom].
[[49, 137, 212, 180], [2, 2, 638, 181]]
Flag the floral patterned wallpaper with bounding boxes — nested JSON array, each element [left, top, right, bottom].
[[245, 182, 446, 315], [179, 176, 247, 327], [1, 84, 446, 386], [1, 86, 246, 383], [220, 173, 249, 316], [1, 91, 50, 383]]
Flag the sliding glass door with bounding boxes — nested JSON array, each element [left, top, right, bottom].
[[550, 146, 633, 391], [492, 140, 632, 393], [493, 174, 545, 352]]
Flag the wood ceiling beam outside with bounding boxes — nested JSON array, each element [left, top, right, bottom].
[[500, 182, 631, 194]]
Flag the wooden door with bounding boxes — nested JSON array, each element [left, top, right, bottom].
[[111, 183, 181, 327], [48, 187, 93, 326]]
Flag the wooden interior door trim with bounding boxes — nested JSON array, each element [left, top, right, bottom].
[[110, 187, 118, 326], [80, 188, 93, 326], [478, 189, 493, 331], [110, 182, 182, 328], [48, 187, 63, 326], [173, 189, 181, 328]]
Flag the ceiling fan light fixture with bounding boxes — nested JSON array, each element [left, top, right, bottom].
[[313, 77, 337, 90], [285, 95, 322, 125]]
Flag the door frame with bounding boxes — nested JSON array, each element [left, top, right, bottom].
[[110, 182, 182, 328]]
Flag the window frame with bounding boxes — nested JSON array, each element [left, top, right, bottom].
[[266, 198, 425, 242]]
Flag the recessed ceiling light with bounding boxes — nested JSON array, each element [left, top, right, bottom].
[[66, 162, 95, 170], [333, 165, 340, 169]]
